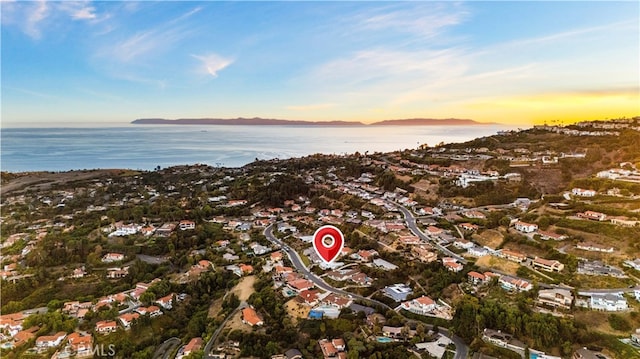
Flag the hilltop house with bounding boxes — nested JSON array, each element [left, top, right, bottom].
[[533, 257, 564, 272], [514, 221, 538, 233], [242, 307, 263, 326], [537, 288, 573, 310]]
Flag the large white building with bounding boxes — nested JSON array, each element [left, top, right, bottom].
[[589, 293, 628, 311]]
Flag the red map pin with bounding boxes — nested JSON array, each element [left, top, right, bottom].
[[313, 225, 344, 264]]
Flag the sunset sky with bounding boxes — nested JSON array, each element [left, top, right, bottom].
[[2, 1, 638, 127]]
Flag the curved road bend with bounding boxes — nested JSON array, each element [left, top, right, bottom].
[[152, 337, 180, 359], [264, 224, 469, 359], [392, 203, 467, 264], [204, 302, 247, 359]]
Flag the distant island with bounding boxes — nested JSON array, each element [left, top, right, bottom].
[[131, 117, 492, 126]]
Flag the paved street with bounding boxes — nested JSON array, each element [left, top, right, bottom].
[[263, 224, 469, 359]]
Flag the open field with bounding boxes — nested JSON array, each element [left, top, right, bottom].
[[208, 275, 255, 319], [475, 256, 520, 275], [473, 230, 504, 250], [1, 169, 133, 196], [284, 299, 310, 325], [232, 275, 256, 301]]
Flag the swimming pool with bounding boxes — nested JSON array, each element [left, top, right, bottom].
[[376, 337, 393, 343]]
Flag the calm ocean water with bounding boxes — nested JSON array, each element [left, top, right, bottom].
[[1, 125, 512, 172]]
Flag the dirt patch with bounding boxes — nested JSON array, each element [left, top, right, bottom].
[[285, 299, 310, 325], [225, 309, 252, 334], [208, 276, 256, 319], [473, 230, 504, 250], [475, 256, 520, 275], [410, 179, 440, 201], [232, 275, 256, 301]]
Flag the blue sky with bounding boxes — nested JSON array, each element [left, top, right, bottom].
[[1, 1, 638, 127]]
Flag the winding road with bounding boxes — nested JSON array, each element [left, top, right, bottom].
[[263, 224, 469, 359], [203, 302, 247, 359], [393, 203, 467, 264]]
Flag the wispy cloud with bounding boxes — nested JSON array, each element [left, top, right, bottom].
[[192, 53, 233, 78], [100, 6, 201, 63], [54, 1, 98, 21], [25, 0, 49, 39], [349, 2, 469, 43]]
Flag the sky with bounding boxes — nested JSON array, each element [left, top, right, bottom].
[[1, 1, 639, 127]]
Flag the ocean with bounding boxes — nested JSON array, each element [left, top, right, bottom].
[[0, 125, 512, 172]]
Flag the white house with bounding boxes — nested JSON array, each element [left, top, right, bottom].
[[35, 332, 67, 349], [590, 293, 628, 311], [95, 320, 117, 334], [400, 296, 437, 316], [624, 259, 640, 271], [514, 221, 538, 233], [499, 276, 532, 292], [101, 253, 124, 263], [179, 220, 195, 230], [572, 188, 597, 197]]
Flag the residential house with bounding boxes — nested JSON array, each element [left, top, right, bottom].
[[572, 188, 597, 197], [322, 293, 352, 309], [499, 276, 532, 292], [537, 288, 573, 310], [156, 223, 176, 237], [101, 252, 124, 263], [118, 313, 140, 329], [400, 296, 437, 316], [288, 278, 315, 293], [624, 259, 640, 271], [577, 211, 607, 221], [578, 260, 626, 277], [351, 272, 373, 286], [372, 258, 398, 271], [177, 337, 203, 359], [589, 293, 628, 311], [298, 289, 321, 306], [179, 220, 195, 230], [426, 226, 444, 236], [463, 211, 486, 219], [533, 257, 564, 272], [442, 258, 463, 272], [412, 245, 438, 263], [458, 223, 479, 233], [35, 331, 67, 350], [398, 235, 421, 244], [576, 242, 614, 253], [95, 320, 117, 334], [609, 216, 639, 227], [500, 249, 527, 263], [156, 293, 175, 310], [354, 249, 378, 262], [453, 237, 474, 249], [66, 332, 93, 358], [384, 283, 413, 302], [514, 221, 538, 233], [242, 307, 263, 326], [317, 338, 347, 358], [71, 267, 86, 278], [481, 329, 526, 353], [467, 246, 489, 257], [107, 267, 129, 279], [537, 230, 567, 241], [467, 271, 486, 285]]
